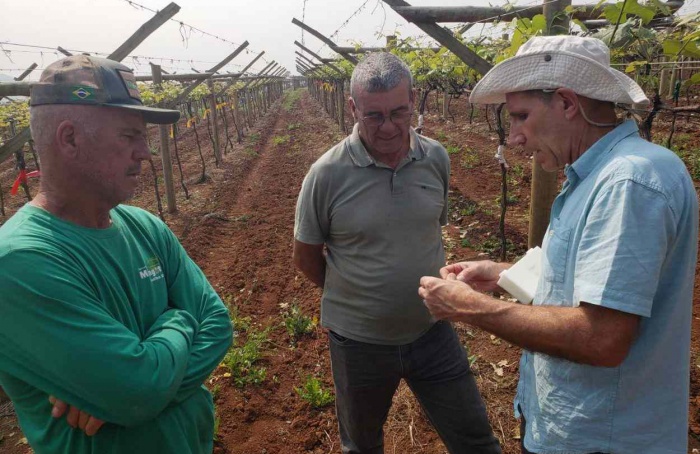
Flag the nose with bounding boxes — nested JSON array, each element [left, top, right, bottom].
[[376, 118, 399, 138], [508, 130, 525, 147], [133, 137, 151, 161]]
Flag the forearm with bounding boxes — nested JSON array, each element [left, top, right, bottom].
[[172, 303, 233, 403], [300, 259, 325, 288], [293, 242, 326, 288], [456, 293, 611, 366]]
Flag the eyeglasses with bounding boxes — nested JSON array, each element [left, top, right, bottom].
[[360, 110, 413, 128]]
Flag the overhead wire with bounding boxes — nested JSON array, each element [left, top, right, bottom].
[[116, 0, 270, 65]]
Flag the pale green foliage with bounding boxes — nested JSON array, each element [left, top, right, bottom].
[[0, 101, 30, 141]]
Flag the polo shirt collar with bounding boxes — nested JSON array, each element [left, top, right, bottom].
[[567, 119, 639, 182], [346, 123, 425, 168]]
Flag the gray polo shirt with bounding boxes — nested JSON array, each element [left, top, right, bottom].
[[294, 124, 449, 345]]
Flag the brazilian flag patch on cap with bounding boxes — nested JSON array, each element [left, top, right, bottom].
[[71, 86, 95, 101]]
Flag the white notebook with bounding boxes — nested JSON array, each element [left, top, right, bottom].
[[496, 247, 542, 304]]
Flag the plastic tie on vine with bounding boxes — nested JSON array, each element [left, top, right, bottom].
[[494, 145, 509, 168], [417, 114, 424, 130]]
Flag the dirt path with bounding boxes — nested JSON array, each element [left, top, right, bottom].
[[0, 89, 697, 453]]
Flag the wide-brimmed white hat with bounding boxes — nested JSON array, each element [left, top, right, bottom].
[[469, 35, 649, 107]]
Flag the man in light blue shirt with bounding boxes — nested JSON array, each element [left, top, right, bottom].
[[418, 36, 698, 454]]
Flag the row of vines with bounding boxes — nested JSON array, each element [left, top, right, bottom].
[[301, 0, 700, 259], [0, 76, 289, 218]]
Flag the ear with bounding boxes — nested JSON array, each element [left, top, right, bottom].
[[55, 120, 80, 159], [348, 97, 358, 121], [556, 88, 580, 120]]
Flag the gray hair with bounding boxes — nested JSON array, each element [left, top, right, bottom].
[[350, 52, 413, 99], [30, 105, 99, 153]]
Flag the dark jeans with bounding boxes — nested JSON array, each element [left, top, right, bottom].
[[328, 320, 501, 454], [519, 411, 606, 454]]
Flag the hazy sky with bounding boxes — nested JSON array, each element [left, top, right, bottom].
[[2, 0, 698, 80]]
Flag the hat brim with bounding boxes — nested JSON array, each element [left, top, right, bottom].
[[108, 103, 181, 124], [469, 50, 649, 107]]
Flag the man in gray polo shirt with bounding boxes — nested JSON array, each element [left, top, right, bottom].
[[293, 53, 500, 454]]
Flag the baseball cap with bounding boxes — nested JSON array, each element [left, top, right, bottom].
[[30, 55, 180, 124]]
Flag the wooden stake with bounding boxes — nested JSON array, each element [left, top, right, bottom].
[[528, 0, 571, 248], [207, 79, 222, 166], [151, 64, 177, 213]]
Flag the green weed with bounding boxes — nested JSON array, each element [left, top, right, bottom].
[[282, 303, 317, 345], [446, 144, 461, 155], [460, 149, 480, 169], [222, 326, 270, 388], [479, 237, 515, 255], [295, 376, 334, 408], [272, 135, 291, 146]]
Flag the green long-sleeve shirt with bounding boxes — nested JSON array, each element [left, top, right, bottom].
[[0, 204, 233, 454]]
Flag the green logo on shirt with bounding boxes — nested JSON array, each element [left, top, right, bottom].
[[138, 256, 164, 282]]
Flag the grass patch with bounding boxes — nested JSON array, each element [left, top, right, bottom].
[[435, 131, 447, 141], [295, 376, 334, 408], [287, 122, 301, 131], [283, 89, 303, 112]]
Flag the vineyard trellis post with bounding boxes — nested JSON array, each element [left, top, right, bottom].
[[151, 63, 178, 213], [527, 0, 571, 248], [207, 79, 222, 166]]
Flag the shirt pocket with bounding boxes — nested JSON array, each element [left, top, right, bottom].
[[542, 220, 572, 283]]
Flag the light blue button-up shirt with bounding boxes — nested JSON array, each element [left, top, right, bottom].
[[515, 120, 698, 454]]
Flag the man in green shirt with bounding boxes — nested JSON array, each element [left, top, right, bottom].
[[0, 56, 232, 453]]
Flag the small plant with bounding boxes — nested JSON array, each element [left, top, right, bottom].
[[460, 203, 477, 216], [222, 327, 270, 388], [287, 123, 301, 131], [446, 144, 461, 155], [479, 237, 515, 255], [229, 305, 251, 333], [510, 164, 525, 178], [460, 238, 473, 249], [436, 131, 447, 141], [295, 376, 334, 408], [460, 149, 480, 169], [213, 405, 221, 442], [282, 303, 317, 344], [210, 383, 221, 400], [272, 135, 291, 146], [468, 354, 479, 366]]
